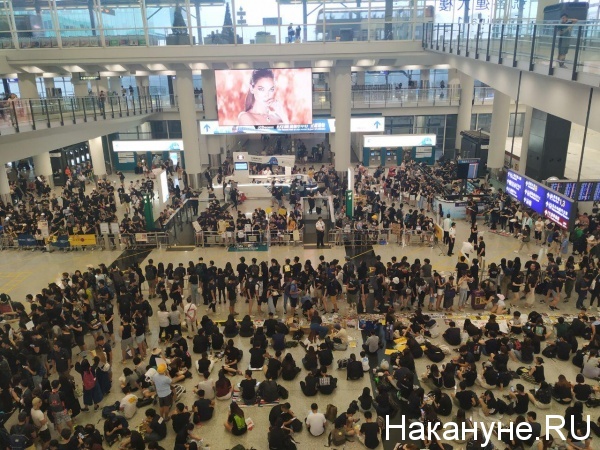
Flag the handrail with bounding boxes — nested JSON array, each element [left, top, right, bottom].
[[423, 22, 600, 81], [0, 94, 162, 136]]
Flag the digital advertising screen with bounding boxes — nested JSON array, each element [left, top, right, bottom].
[[456, 160, 479, 180], [215, 68, 312, 126], [594, 183, 600, 202], [506, 170, 525, 202], [523, 179, 546, 215], [544, 191, 573, 229], [234, 162, 248, 171]]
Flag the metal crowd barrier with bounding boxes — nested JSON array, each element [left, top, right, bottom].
[[403, 230, 435, 247], [120, 232, 170, 249], [196, 230, 265, 248], [328, 229, 393, 247], [268, 229, 303, 246]]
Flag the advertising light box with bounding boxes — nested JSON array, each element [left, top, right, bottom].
[[215, 68, 312, 126], [506, 170, 525, 202]]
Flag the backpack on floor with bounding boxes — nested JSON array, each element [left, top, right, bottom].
[[325, 404, 337, 422], [337, 358, 349, 369], [329, 428, 346, 446]]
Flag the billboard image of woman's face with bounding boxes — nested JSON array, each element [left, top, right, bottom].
[[215, 68, 312, 126]]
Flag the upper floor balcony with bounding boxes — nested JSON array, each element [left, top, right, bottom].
[[1, 0, 431, 50], [423, 21, 600, 87]]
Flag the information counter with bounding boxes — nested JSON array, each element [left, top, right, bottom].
[[218, 173, 318, 199], [433, 196, 490, 220]]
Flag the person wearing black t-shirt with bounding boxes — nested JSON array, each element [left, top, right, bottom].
[[143, 409, 167, 443], [263, 351, 283, 380], [239, 370, 257, 405], [358, 411, 380, 449], [442, 321, 461, 346], [170, 403, 191, 434], [249, 343, 266, 369], [452, 381, 478, 410], [573, 374, 596, 401], [300, 370, 319, 396], [192, 390, 214, 421], [346, 354, 364, 380], [264, 313, 278, 337]]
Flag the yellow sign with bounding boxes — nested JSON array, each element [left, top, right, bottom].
[[434, 223, 443, 242], [68, 234, 97, 246]]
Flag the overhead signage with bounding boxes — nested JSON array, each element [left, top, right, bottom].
[[548, 180, 600, 202], [523, 179, 546, 215], [508, 169, 574, 229], [112, 140, 183, 152], [505, 170, 525, 202], [363, 134, 436, 148], [78, 73, 100, 81], [199, 117, 384, 135], [544, 191, 573, 229]]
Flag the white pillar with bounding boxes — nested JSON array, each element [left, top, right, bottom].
[[71, 74, 90, 97], [43, 78, 55, 97], [17, 73, 39, 99], [33, 152, 53, 184], [199, 70, 220, 167], [420, 69, 430, 89], [136, 76, 150, 97], [488, 90, 511, 172], [0, 166, 10, 205], [176, 69, 203, 188], [331, 65, 352, 172], [89, 137, 107, 176], [516, 106, 533, 174], [455, 71, 474, 149], [355, 71, 366, 86]]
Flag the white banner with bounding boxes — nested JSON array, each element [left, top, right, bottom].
[[113, 140, 184, 152], [246, 155, 296, 167], [364, 134, 436, 148]]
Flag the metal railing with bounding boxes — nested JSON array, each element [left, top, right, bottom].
[[327, 228, 435, 247], [423, 21, 600, 81], [0, 94, 162, 136], [161, 87, 475, 114], [120, 232, 170, 249]]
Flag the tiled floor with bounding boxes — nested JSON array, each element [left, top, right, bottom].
[[2, 172, 599, 450]]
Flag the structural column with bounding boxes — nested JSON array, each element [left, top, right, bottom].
[[0, 165, 10, 205], [33, 153, 54, 186], [43, 78, 55, 97], [455, 71, 474, 149], [487, 89, 511, 175], [71, 74, 90, 97], [136, 76, 150, 97], [175, 69, 203, 188], [17, 73, 39, 99], [515, 106, 533, 174], [199, 70, 221, 168], [89, 137, 107, 177], [331, 65, 352, 172]]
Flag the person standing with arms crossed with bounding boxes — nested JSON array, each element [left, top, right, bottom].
[[315, 216, 325, 248]]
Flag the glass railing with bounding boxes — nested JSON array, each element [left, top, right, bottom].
[[160, 87, 468, 113], [424, 21, 600, 80], [0, 95, 162, 136], [0, 20, 430, 49]]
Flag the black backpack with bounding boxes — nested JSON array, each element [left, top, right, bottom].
[[9, 426, 28, 450]]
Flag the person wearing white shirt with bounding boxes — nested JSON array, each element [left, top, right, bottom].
[[442, 214, 452, 244], [448, 222, 457, 256], [31, 397, 51, 447], [305, 403, 327, 436], [119, 393, 139, 419], [183, 297, 197, 335], [461, 241, 475, 258], [315, 216, 326, 248]]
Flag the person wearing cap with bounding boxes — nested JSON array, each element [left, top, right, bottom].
[[31, 397, 51, 450], [10, 411, 37, 450], [153, 364, 173, 420]]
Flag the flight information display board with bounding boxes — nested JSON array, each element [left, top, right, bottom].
[[508, 170, 574, 229], [506, 170, 525, 202], [547, 180, 600, 202]]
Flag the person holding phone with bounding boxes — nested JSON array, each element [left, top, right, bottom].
[[237, 69, 290, 126]]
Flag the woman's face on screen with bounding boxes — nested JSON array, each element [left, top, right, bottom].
[[251, 76, 275, 105]]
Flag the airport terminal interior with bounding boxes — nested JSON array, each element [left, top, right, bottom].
[[1, 1, 600, 450]]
